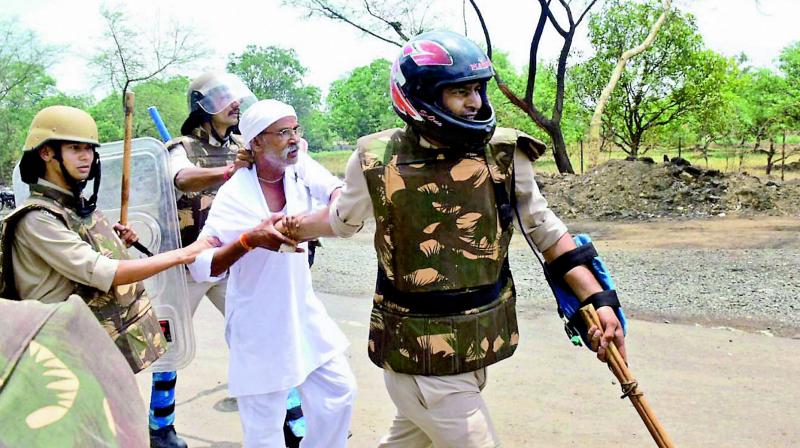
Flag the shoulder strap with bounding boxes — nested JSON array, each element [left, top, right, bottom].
[[357, 128, 403, 171], [229, 133, 245, 148], [490, 127, 546, 162], [0, 203, 70, 301], [165, 135, 196, 152]]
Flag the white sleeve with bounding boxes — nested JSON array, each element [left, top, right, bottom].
[[187, 247, 225, 283], [298, 152, 343, 205], [329, 150, 373, 238]]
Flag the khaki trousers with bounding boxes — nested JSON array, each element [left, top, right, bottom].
[[185, 268, 227, 316], [378, 369, 501, 448]]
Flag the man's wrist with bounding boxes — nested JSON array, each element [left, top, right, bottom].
[[239, 232, 255, 251], [223, 164, 234, 181]]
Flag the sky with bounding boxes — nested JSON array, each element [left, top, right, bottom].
[[3, 0, 799, 99]]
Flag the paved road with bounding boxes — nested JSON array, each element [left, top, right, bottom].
[[138, 293, 800, 448]]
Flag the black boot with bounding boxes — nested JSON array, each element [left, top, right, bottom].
[[150, 425, 188, 448]]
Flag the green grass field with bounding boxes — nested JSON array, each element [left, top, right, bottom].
[[309, 151, 354, 178], [310, 142, 800, 180]]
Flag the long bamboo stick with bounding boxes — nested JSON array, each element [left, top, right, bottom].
[[580, 304, 676, 448], [120, 92, 134, 226]]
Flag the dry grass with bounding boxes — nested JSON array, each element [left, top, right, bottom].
[[311, 143, 800, 181]]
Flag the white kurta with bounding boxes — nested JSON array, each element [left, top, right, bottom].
[[189, 152, 349, 397]]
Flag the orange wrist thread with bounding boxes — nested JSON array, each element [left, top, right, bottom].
[[239, 233, 254, 251]]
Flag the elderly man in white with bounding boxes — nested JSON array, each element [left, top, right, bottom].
[[188, 99, 355, 448]]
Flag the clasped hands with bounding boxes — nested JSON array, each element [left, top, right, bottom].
[[242, 213, 307, 253]]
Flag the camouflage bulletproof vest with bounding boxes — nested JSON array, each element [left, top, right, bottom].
[[0, 184, 166, 373], [167, 129, 244, 246], [360, 127, 528, 376], [0, 296, 148, 447]]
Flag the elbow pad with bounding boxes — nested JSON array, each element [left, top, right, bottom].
[[543, 234, 628, 348]]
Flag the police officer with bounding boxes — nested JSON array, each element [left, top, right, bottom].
[[1, 105, 215, 373], [282, 31, 628, 447], [146, 72, 256, 447]]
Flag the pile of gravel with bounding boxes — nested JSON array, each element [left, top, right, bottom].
[[537, 159, 800, 220]]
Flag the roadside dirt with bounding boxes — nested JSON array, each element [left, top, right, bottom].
[[538, 158, 800, 220], [563, 216, 800, 251]]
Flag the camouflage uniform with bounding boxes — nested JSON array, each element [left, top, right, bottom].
[[330, 125, 566, 447], [357, 127, 543, 376], [0, 296, 148, 447], [0, 183, 166, 373]]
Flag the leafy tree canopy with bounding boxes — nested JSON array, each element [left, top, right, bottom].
[[327, 58, 401, 143], [575, 0, 729, 157], [227, 45, 321, 121]]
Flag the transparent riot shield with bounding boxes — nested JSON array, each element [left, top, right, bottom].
[[13, 138, 195, 371], [11, 163, 25, 204]]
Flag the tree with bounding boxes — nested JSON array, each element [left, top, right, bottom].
[[778, 41, 800, 124], [327, 59, 401, 143], [90, 76, 189, 143], [575, 1, 729, 158], [587, 0, 671, 167], [90, 4, 202, 103], [283, 0, 437, 46], [0, 66, 57, 183], [734, 68, 788, 174], [0, 21, 61, 183], [0, 19, 57, 104], [488, 51, 588, 147], [684, 62, 739, 167], [469, 0, 597, 173], [285, 0, 596, 173], [226, 45, 321, 121], [302, 109, 339, 151]]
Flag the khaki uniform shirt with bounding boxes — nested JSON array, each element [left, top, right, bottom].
[[168, 129, 230, 199], [12, 180, 119, 303], [330, 137, 568, 253]]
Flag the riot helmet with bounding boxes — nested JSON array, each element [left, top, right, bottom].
[[181, 73, 256, 137], [19, 105, 102, 216], [390, 30, 496, 148]]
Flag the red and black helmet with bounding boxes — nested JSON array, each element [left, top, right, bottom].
[[390, 30, 496, 148]]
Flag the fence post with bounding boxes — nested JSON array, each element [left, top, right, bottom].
[[580, 139, 584, 174], [678, 136, 682, 159], [781, 131, 786, 181]]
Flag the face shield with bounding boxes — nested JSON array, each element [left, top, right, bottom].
[[197, 74, 257, 115]]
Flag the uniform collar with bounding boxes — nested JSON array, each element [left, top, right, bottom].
[[191, 126, 228, 147], [38, 179, 73, 196], [406, 126, 443, 149], [31, 180, 79, 210]]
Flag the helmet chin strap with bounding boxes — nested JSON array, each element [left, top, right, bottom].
[[53, 148, 101, 217], [203, 114, 232, 144]]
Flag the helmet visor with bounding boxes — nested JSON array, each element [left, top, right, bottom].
[[197, 74, 257, 115]]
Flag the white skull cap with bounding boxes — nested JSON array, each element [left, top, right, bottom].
[[240, 99, 297, 149]]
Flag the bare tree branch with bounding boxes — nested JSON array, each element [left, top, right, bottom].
[[90, 3, 204, 106], [540, 0, 568, 37], [0, 20, 58, 104], [525, 6, 549, 106], [283, 0, 440, 47], [363, 0, 409, 41], [468, 0, 492, 58]]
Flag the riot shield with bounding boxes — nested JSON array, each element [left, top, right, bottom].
[[12, 138, 195, 371], [0, 296, 148, 446], [11, 162, 25, 204]]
